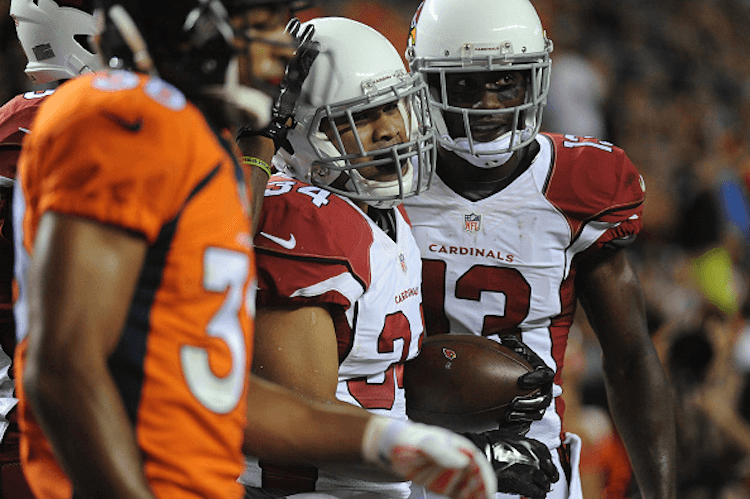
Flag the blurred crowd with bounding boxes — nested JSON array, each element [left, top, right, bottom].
[[2, 0, 750, 497], [537, 1, 750, 497]]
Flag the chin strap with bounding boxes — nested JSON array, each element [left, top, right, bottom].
[[445, 126, 534, 169], [344, 161, 414, 209]]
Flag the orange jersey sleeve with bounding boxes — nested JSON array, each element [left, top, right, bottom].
[[15, 71, 254, 499]]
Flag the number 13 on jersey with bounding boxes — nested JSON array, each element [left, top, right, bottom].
[[421, 259, 532, 337]]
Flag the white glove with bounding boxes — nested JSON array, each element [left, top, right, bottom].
[[361, 416, 497, 499]]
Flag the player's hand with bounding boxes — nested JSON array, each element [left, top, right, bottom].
[[498, 334, 554, 432], [463, 429, 559, 499], [236, 17, 319, 153], [362, 416, 496, 499]]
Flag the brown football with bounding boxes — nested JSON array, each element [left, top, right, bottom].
[[404, 334, 538, 432]]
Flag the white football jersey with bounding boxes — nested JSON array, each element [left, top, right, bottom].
[[241, 173, 424, 498], [0, 346, 15, 441], [403, 133, 645, 499]]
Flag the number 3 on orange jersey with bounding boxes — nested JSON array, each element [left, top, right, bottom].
[[181, 247, 249, 414]]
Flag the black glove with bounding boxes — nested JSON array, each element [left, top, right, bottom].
[[499, 335, 554, 432], [463, 429, 559, 499], [236, 18, 319, 153]]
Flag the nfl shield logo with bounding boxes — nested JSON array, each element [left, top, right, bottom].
[[464, 213, 481, 233], [399, 253, 407, 273]]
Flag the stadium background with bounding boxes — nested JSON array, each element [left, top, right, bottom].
[[2, 0, 749, 496]]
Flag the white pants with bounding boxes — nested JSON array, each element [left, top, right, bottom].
[[408, 432, 583, 499]]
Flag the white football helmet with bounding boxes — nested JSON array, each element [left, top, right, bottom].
[[10, 0, 103, 84], [276, 17, 435, 209], [407, 0, 552, 168]]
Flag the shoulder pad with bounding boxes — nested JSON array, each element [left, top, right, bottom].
[[543, 133, 645, 233], [256, 176, 375, 287], [0, 91, 52, 145]]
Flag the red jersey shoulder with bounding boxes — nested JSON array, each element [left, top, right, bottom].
[[0, 90, 54, 181], [397, 204, 412, 227], [0, 90, 53, 145], [542, 133, 645, 229], [256, 175, 375, 282]]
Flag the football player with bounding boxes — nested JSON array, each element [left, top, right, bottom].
[[13, 1, 498, 498], [0, 1, 105, 497], [403, 0, 677, 499], [243, 16, 556, 499], [0, 2, 295, 495]]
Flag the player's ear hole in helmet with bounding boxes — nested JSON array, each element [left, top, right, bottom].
[[275, 17, 437, 209]]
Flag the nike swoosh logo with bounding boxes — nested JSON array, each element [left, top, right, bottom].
[[103, 112, 143, 133], [259, 232, 296, 250]]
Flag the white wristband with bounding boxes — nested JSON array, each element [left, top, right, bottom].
[[361, 415, 407, 467]]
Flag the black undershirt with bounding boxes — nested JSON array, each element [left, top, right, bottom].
[[367, 206, 398, 242]]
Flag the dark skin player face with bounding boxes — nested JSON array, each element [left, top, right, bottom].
[[231, 6, 294, 90], [441, 70, 527, 142], [231, 5, 294, 234], [431, 70, 529, 184]]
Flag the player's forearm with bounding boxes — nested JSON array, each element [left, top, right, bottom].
[[23, 358, 155, 499], [237, 134, 275, 235], [243, 375, 369, 463], [579, 250, 677, 497], [603, 351, 676, 499]]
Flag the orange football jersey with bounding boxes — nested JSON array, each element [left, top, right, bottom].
[[14, 71, 255, 499]]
